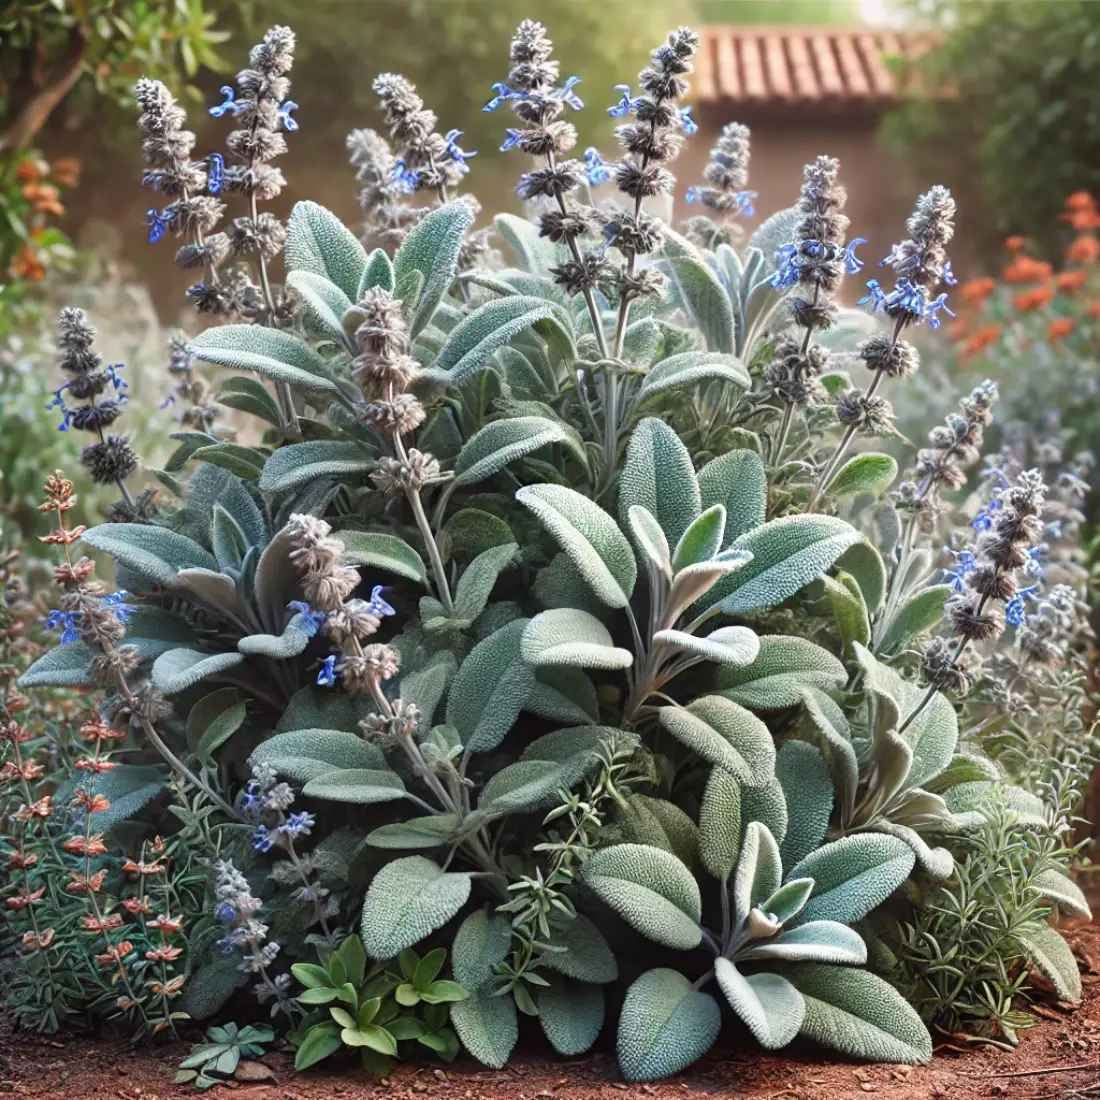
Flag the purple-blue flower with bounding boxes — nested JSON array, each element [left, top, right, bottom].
[[608, 84, 637, 118], [584, 147, 610, 186], [288, 601, 327, 638], [858, 278, 888, 310], [214, 900, 236, 924], [207, 153, 225, 195], [557, 76, 583, 111], [145, 208, 171, 244], [679, 106, 698, 135], [1006, 585, 1040, 626], [946, 550, 976, 593], [210, 86, 242, 117], [845, 238, 867, 275], [483, 82, 523, 111], [392, 158, 420, 195], [366, 585, 396, 618], [443, 129, 477, 171], [924, 292, 955, 330], [317, 654, 337, 687], [46, 609, 82, 644], [252, 824, 277, 852], [282, 811, 315, 839], [277, 100, 299, 133], [105, 363, 128, 391]]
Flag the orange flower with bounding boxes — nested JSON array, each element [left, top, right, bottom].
[[1003, 255, 1054, 284], [6, 887, 45, 910], [10, 245, 45, 282], [1047, 318, 1076, 341], [1067, 235, 1100, 265], [75, 757, 117, 773], [1055, 269, 1088, 293], [1066, 191, 1095, 211], [148, 913, 183, 934], [121, 858, 166, 876], [1004, 236, 1027, 250], [95, 941, 134, 966], [13, 795, 52, 821], [82, 912, 123, 933], [151, 975, 186, 997], [960, 277, 997, 303], [80, 718, 125, 743], [62, 833, 109, 856], [963, 323, 1002, 357], [1012, 285, 1056, 311], [16, 158, 40, 182], [1088, 302, 1100, 317], [6, 850, 38, 871], [68, 869, 108, 894], [145, 945, 184, 963], [50, 157, 80, 188], [1062, 193, 1100, 231], [73, 790, 111, 814], [22, 928, 56, 951], [121, 896, 151, 915]]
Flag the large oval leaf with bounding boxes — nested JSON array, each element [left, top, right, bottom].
[[259, 441, 375, 494], [301, 768, 407, 804], [658, 696, 774, 784], [189, 326, 340, 393], [714, 959, 804, 1050], [639, 351, 750, 399], [433, 297, 559, 385], [619, 418, 701, 549], [339, 530, 427, 586], [81, 524, 217, 585], [453, 416, 582, 487], [151, 649, 244, 693], [662, 228, 735, 353], [285, 200, 367, 300], [394, 201, 475, 337], [249, 728, 386, 780], [521, 608, 633, 670]]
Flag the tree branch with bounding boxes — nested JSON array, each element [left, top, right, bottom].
[[0, 27, 87, 154]]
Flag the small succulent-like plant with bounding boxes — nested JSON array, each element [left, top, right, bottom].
[[175, 1023, 275, 1090]]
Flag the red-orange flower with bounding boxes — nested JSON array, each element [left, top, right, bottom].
[[960, 277, 997, 303], [1047, 318, 1077, 341], [1004, 236, 1028, 250], [148, 913, 184, 934], [151, 975, 186, 997], [6, 887, 45, 910], [73, 790, 111, 814], [121, 896, 151, 915], [13, 795, 52, 821], [1055, 269, 1088, 293], [1003, 255, 1054, 284], [80, 719, 125, 743], [1061, 193, 1100, 231], [1012, 286, 1056, 311], [62, 833, 109, 856], [22, 928, 55, 951], [75, 757, 117, 774], [10, 245, 45, 282], [121, 858, 166, 876], [1088, 302, 1100, 317], [82, 912, 123, 932], [145, 945, 184, 963], [963, 323, 1002, 357], [50, 157, 80, 188], [68, 869, 108, 894], [95, 941, 134, 966], [1067, 235, 1100, 265], [6, 850, 38, 871]]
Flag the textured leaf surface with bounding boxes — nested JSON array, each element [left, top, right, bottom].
[[828, 453, 898, 498], [733, 822, 783, 922], [517, 484, 636, 608], [672, 505, 726, 571], [521, 608, 633, 670], [340, 530, 427, 585], [784, 964, 932, 1063], [527, 666, 599, 725], [189, 326, 339, 392], [453, 416, 582, 487], [454, 543, 518, 621], [878, 585, 952, 655], [699, 766, 742, 880], [652, 625, 759, 666], [639, 351, 749, 399], [658, 696, 774, 784], [1032, 868, 1092, 919], [301, 768, 407, 804], [360, 247, 395, 295], [742, 922, 867, 965], [776, 740, 833, 869], [582, 844, 701, 949], [663, 229, 735, 353], [285, 200, 367, 300], [452, 909, 512, 993], [715, 960, 804, 1050], [836, 541, 887, 614], [433, 298, 559, 385], [237, 615, 312, 658], [717, 635, 846, 709], [249, 729, 385, 781], [542, 915, 618, 984], [19, 643, 96, 688], [151, 649, 244, 693], [1019, 924, 1082, 1001], [617, 969, 721, 1082], [619, 795, 700, 870], [538, 980, 604, 1056], [698, 450, 766, 544], [366, 815, 457, 850], [394, 201, 474, 337], [706, 515, 862, 615], [450, 994, 517, 1069], [360, 856, 472, 959], [81, 524, 217, 585], [619, 418, 701, 548], [788, 834, 915, 926], [446, 619, 534, 753], [259, 442, 374, 494]]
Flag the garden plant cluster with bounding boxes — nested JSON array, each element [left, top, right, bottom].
[[1, 19, 1097, 1090]]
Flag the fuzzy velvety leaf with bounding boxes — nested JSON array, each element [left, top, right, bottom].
[[582, 843, 701, 949], [249, 728, 385, 781], [705, 515, 862, 615], [494, 212, 560, 276], [450, 994, 517, 1069], [776, 740, 833, 870], [195, 701, 247, 761], [452, 909, 512, 993], [733, 822, 783, 924], [340, 530, 427, 586], [446, 618, 534, 753], [189, 325, 340, 393], [617, 969, 721, 1082], [367, 815, 458, 850], [619, 417, 701, 549], [302, 768, 407, 804], [742, 921, 867, 965], [782, 964, 932, 1063], [527, 666, 599, 725], [698, 450, 766, 544], [541, 914, 618, 984], [836, 541, 887, 615], [521, 608, 633, 670], [877, 585, 952, 656], [259, 441, 374, 494], [285, 200, 367, 300], [360, 248, 395, 296], [672, 505, 726, 571], [715, 960, 804, 1050], [827, 453, 898, 498], [190, 442, 267, 481], [538, 979, 604, 1056], [639, 351, 750, 400], [1032, 868, 1092, 920], [619, 795, 700, 870], [360, 856, 473, 959], [663, 228, 735, 353], [394, 201, 475, 337], [699, 766, 742, 880], [453, 416, 583, 487], [1018, 924, 1083, 1001], [286, 270, 354, 347], [716, 635, 846, 709], [820, 572, 871, 653], [517, 484, 637, 608], [151, 648, 245, 693], [237, 614, 312, 659], [787, 834, 915, 927], [652, 625, 759, 666], [51, 763, 166, 831], [658, 696, 774, 784], [81, 524, 217, 585], [217, 376, 283, 426], [19, 643, 97, 688], [454, 543, 518, 622]]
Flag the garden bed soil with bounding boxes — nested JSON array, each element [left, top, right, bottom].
[[5, 923, 1100, 1100]]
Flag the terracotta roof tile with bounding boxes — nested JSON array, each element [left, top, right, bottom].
[[696, 25, 927, 106]]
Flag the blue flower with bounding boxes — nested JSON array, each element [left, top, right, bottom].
[[239, 780, 263, 819], [557, 76, 583, 111], [845, 238, 867, 275], [209, 86, 242, 117], [367, 585, 397, 618], [943, 258, 957, 286], [159, 393, 177, 410], [735, 191, 757, 217], [946, 549, 976, 593], [500, 129, 524, 152], [145, 208, 171, 244], [288, 600, 327, 638], [768, 244, 802, 291], [679, 105, 698, 135], [685, 186, 702, 204], [317, 655, 337, 688], [392, 158, 421, 195], [1006, 585, 1040, 626], [252, 825, 277, 852], [584, 147, 610, 186], [46, 609, 82, 644], [282, 811, 315, 839], [102, 590, 135, 624], [608, 84, 636, 118], [1024, 546, 1045, 578], [106, 363, 128, 392], [971, 511, 993, 532], [278, 100, 299, 132], [924, 292, 955, 330], [214, 900, 236, 925], [483, 82, 524, 111], [46, 388, 71, 431], [207, 153, 225, 195], [858, 278, 888, 310], [443, 129, 477, 171]]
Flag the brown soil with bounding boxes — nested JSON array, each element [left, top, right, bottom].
[[6, 925, 1100, 1100]]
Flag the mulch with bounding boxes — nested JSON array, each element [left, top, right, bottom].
[[5, 923, 1100, 1100]]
